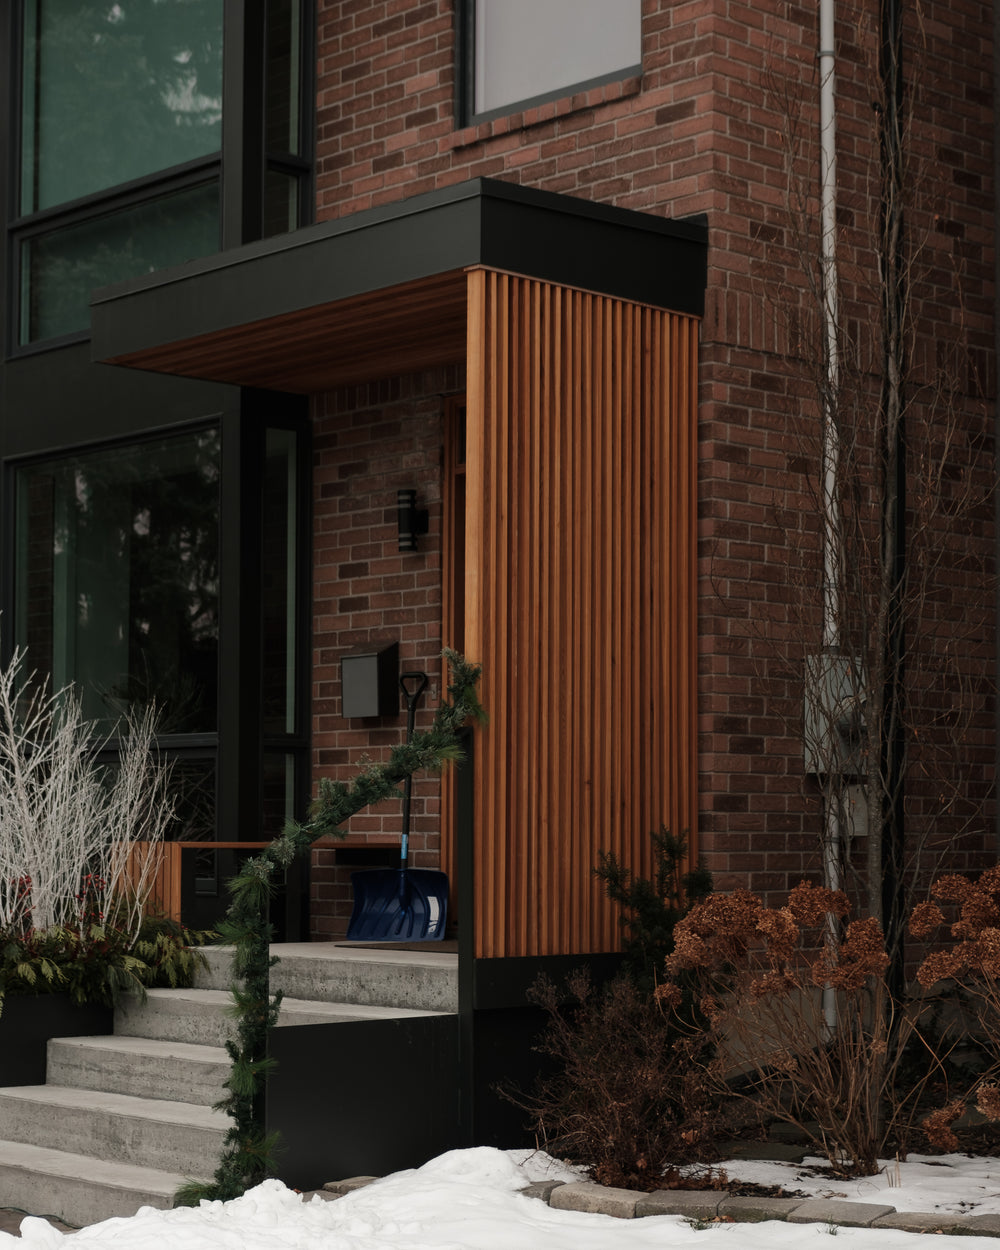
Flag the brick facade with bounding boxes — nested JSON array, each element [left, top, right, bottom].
[[307, 0, 995, 933], [309, 367, 462, 936]]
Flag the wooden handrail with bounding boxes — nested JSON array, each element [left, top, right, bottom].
[[131, 838, 402, 924]]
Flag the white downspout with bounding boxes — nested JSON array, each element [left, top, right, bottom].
[[819, 0, 842, 1035]]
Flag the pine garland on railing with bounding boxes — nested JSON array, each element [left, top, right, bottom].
[[175, 651, 484, 1205]]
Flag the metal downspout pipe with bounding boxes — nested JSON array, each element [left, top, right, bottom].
[[819, 0, 843, 1034]]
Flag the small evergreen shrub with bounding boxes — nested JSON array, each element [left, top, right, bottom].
[[595, 827, 712, 989]]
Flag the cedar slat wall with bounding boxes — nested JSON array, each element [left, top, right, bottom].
[[464, 268, 698, 960]]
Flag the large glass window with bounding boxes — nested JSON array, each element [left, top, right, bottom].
[[20, 182, 220, 343], [20, 0, 223, 215], [12, 0, 312, 345], [14, 429, 221, 734], [15, 0, 223, 345], [464, 0, 641, 122]]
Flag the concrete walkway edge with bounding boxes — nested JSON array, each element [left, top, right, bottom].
[[320, 1176, 1000, 1235]]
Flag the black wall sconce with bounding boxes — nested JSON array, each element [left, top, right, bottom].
[[397, 488, 429, 552]]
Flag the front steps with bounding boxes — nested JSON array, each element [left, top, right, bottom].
[[0, 942, 458, 1229]]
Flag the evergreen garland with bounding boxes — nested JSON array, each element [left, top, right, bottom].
[[175, 650, 484, 1205]]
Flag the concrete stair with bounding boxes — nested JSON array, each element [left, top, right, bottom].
[[0, 941, 459, 1229]]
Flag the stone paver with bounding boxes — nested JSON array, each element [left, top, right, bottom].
[[787, 1198, 898, 1227], [520, 1180, 566, 1203], [718, 1194, 806, 1222], [963, 1214, 1000, 1236], [548, 1182, 640, 1218], [873, 1210, 974, 1234], [636, 1189, 726, 1220], [322, 1176, 379, 1197], [319, 1173, 1000, 1240]]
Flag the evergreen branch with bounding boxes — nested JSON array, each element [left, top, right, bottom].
[[175, 651, 483, 1205]]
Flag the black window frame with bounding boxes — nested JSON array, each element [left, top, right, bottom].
[[7, 417, 225, 834], [5, 0, 315, 357], [455, 0, 642, 128], [2, 390, 312, 856]]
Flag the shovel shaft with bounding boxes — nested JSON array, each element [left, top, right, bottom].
[[399, 672, 428, 872]]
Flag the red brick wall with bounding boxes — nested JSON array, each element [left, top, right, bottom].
[[309, 0, 996, 917], [309, 366, 463, 938]]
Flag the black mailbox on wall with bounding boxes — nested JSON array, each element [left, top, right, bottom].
[[341, 642, 399, 718]]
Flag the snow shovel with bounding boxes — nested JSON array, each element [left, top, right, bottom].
[[345, 671, 449, 941]]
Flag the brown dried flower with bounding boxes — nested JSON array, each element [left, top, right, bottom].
[[750, 970, 796, 999], [654, 981, 683, 1010], [916, 947, 963, 988], [909, 901, 945, 939], [756, 907, 800, 962], [821, 917, 888, 991], [975, 1085, 1000, 1121], [787, 881, 850, 927], [958, 892, 1000, 938], [921, 1100, 965, 1151], [699, 994, 722, 1021], [931, 875, 976, 904], [667, 889, 762, 971]]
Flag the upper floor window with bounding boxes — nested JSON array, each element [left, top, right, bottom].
[[20, 0, 222, 216], [11, 0, 312, 349], [460, 0, 642, 125]]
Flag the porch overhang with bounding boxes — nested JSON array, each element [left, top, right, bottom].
[[90, 178, 707, 393]]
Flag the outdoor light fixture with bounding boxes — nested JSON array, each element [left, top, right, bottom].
[[397, 488, 429, 552]]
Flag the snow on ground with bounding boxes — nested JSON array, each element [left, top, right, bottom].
[[5, 1148, 1000, 1250], [718, 1152, 1000, 1217]]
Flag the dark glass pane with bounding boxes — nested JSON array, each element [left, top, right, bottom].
[[261, 430, 297, 735], [262, 752, 296, 838], [262, 168, 300, 238], [265, 0, 301, 157], [21, 0, 223, 213], [15, 430, 221, 734], [20, 180, 219, 343]]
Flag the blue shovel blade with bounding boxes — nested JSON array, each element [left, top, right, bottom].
[[346, 868, 449, 941]]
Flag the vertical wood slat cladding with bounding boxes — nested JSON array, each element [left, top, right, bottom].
[[465, 269, 698, 960]]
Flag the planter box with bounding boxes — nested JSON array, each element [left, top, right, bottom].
[[0, 994, 113, 1087]]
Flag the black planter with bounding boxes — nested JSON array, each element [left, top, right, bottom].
[[0, 994, 113, 1086]]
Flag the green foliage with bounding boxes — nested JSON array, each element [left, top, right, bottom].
[[175, 650, 485, 1206], [595, 827, 712, 989], [0, 914, 214, 1012], [131, 916, 216, 990]]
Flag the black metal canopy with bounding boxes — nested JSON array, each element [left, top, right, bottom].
[[90, 178, 707, 393]]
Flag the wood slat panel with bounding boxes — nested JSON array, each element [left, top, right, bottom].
[[465, 271, 699, 960]]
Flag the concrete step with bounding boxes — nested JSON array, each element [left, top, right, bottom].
[[0, 1086, 227, 1176], [194, 942, 459, 1012], [47, 1035, 230, 1106], [115, 986, 452, 1047], [0, 1138, 197, 1228]]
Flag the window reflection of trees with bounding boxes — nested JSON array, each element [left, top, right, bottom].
[[18, 429, 220, 737], [23, 0, 223, 212]]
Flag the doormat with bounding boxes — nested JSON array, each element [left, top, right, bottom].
[[334, 940, 459, 954]]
